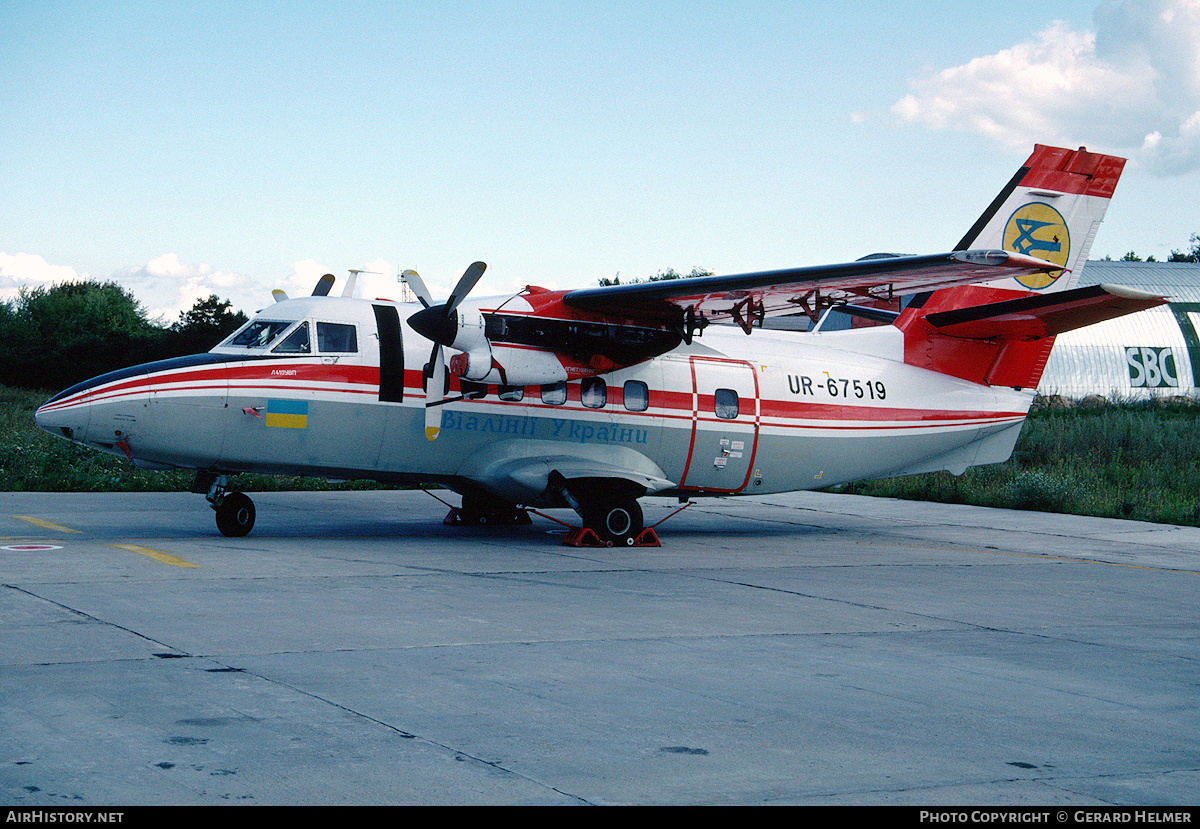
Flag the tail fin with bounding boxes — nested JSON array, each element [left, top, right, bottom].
[[954, 144, 1125, 293], [895, 145, 1165, 389]]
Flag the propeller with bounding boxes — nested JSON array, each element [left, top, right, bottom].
[[312, 273, 336, 296], [401, 269, 432, 308], [405, 262, 487, 441]]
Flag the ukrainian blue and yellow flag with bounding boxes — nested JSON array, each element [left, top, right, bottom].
[[264, 399, 308, 429]]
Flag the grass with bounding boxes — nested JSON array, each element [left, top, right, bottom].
[[835, 397, 1200, 527], [0, 385, 391, 494], [5, 384, 1200, 527]]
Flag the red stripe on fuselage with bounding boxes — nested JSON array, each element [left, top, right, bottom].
[[40, 359, 1027, 433]]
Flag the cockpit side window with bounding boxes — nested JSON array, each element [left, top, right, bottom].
[[317, 322, 358, 353], [272, 322, 311, 354], [227, 320, 293, 349]]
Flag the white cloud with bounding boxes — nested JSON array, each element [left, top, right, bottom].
[[113, 254, 261, 323], [0, 253, 89, 305], [3, 252, 504, 326], [893, 0, 1200, 175]]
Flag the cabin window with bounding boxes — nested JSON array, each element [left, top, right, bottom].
[[540, 382, 567, 405], [227, 319, 293, 349], [498, 385, 524, 402], [581, 377, 607, 409], [714, 388, 739, 419], [623, 380, 649, 412], [272, 322, 311, 354], [317, 322, 358, 353]]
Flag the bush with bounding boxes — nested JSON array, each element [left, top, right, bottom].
[[1002, 470, 1072, 511]]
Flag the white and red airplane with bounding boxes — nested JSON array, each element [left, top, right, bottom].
[[35, 145, 1165, 544]]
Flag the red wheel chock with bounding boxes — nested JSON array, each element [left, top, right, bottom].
[[560, 525, 662, 548]]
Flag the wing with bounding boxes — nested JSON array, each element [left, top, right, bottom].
[[562, 250, 1062, 331], [564, 144, 1130, 332]]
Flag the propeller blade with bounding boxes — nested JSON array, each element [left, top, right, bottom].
[[342, 271, 359, 298], [271, 289, 289, 303], [312, 273, 336, 297], [406, 260, 489, 346], [425, 344, 445, 441], [407, 261, 486, 442], [444, 261, 486, 315], [401, 269, 433, 308]]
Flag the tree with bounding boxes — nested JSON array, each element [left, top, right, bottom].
[[598, 266, 715, 287], [1168, 234, 1200, 263], [169, 295, 248, 354], [0, 280, 161, 389], [0, 282, 248, 391]]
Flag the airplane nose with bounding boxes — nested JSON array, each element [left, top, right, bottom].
[[34, 403, 51, 433], [35, 401, 67, 438], [35, 394, 91, 443]]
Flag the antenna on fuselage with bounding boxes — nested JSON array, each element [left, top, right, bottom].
[[344, 269, 381, 299]]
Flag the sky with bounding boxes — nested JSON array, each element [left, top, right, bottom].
[[3, 0, 1199, 323]]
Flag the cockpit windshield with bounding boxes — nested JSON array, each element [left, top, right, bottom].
[[225, 320, 295, 349]]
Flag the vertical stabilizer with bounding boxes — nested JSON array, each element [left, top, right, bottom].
[[955, 145, 1125, 293], [897, 145, 1135, 389]]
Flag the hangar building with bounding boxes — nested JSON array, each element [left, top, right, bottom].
[[1039, 261, 1200, 400]]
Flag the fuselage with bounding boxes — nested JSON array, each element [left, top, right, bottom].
[[32, 295, 1036, 506], [34, 291, 1034, 506]]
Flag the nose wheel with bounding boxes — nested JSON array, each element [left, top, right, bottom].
[[214, 492, 256, 537], [199, 473, 256, 537]]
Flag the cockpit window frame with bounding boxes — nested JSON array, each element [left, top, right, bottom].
[[316, 321, 359, 354], [224, 319, 296, 350], [271, 321, 311, 354]]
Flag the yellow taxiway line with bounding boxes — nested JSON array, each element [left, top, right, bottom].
[[10, 515, 81, 533], [108, 543, 200, 568]]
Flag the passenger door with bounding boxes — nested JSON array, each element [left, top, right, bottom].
[[679, 356, 759, 493]]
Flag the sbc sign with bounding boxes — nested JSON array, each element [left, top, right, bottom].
[[1125, 346, 1178, 388]]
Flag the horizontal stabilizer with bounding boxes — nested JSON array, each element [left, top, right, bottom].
[[898, 282, 1167, 389], [924, 283, 1167, 340]]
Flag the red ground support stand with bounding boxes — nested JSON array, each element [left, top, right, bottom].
[[632, 526, 662, 547], [440, 498, 689, 548], [561, 526, 606, 547], [559, 525, 662, 548]]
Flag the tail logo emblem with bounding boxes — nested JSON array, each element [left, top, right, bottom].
[[1004, 203, 1070, 289]]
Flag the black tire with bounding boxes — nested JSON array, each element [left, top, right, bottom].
[[585, 498, 644, 546], [215, 492, 256, 537]]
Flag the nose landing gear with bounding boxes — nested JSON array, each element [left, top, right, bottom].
[[195, 472, 256, 537]]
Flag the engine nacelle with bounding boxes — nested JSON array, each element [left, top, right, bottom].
[[448, 348, 496, 382], [449, 345, 569, 386], [448, 308, 489, 356]]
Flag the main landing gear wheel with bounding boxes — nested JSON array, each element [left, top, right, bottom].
[[215, 491, 256, 537], [585, 497, 644, 547]]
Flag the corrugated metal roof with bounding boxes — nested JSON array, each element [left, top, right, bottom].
[[1075, 260, 1200, 295], [1040, 260, 1200, 399]]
